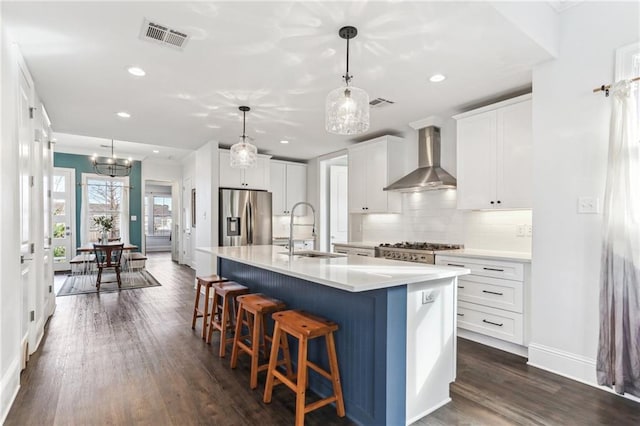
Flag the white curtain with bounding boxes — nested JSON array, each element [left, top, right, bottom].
[[80, 174, 90, 245], [597, 79, 640, 397], [120, 182, 130, 245]]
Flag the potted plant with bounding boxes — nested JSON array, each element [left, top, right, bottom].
[[93, 215, 114, 244]]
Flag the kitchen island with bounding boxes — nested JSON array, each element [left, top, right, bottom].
[[197, 245, 469, 425]]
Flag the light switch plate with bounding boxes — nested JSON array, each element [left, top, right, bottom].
[[131, 215, 137, 221], [577, 197, 599, 214]]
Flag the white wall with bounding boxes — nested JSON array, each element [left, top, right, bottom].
[[0, 22, 23, 424], [529, 1, 639, 390], [194, 142, 219, 277]]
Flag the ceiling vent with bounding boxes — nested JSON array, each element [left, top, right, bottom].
[[139, 19, 189, 50], [369, 98, 395, 108]]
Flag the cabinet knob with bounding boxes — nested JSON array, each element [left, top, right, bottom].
[[497, 200, 501, 204], [490, 201, 495, 204]]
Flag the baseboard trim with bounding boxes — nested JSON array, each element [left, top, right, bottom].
[[0, 356, 21, 425], [527, 343, 640, 403], [458, 329, 528, 357], [406, 397, 451, 425]]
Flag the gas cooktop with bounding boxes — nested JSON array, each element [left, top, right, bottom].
[[378, 242, 463, 251], [376, 242, 463, 264]]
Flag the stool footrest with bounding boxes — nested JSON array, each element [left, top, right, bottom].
[[272, 369, 297, 391], [304, 396, 338, 414], [307, 360, 332, 380]]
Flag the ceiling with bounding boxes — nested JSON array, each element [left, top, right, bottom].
[[2, 1, 554, 161]]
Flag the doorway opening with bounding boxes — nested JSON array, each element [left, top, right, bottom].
[[144, 181, 173, 253], [319, 154, 348, 252]]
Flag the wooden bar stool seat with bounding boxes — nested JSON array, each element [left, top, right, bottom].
[[230, 294, 291, 389], [191, 275, 228, 339], [207, 281, 249, 357], [263, 310, 345, 426]]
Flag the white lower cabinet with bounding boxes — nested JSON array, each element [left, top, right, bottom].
[[436, 254, 529, 348]]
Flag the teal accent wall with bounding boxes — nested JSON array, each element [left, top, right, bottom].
[[53, 152, 142, 251]]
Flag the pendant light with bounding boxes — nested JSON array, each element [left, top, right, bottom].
[[91, 139, 132, 178], [230, 106, 258, 168], [325, 26, 370, 135]]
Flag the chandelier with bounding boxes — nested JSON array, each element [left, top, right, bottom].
[[325, 26, 370, 135], [91, 139, 132, 178], [230, 106, 258, 168]]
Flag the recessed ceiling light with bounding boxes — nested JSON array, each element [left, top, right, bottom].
[[153, 150, 159, 154], [280, 140, 289, 144], [116, 111, 131, 118], [127, 66, 146, 77], [429, 74, 446, 83]]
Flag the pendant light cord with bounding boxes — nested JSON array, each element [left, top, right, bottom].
[[242, 109, 246, 142], [344, 37, 352, 85]]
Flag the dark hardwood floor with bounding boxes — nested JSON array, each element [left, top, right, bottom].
[[6, 253, 639, 425]]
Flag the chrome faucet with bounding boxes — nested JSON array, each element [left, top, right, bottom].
[[288, 202, 316, 256]]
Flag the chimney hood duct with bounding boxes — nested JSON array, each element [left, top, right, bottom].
[[383, 126, 456, 192]]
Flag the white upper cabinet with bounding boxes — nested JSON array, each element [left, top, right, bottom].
[[347, 135, 405, 214], [269, 160, 307, 215], [454, 94, 532, 210], [219, 150, 271, 190]]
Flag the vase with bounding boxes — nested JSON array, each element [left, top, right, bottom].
[[101, 231, 109, 244]]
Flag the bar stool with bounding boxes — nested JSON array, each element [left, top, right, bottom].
[[191, 275, 228, 339], [263, 310, 345, 426], [230, 293, 291, 389], [207, 281, 249, 357]]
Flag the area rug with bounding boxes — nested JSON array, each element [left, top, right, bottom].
[[57, 270, 161, 296]]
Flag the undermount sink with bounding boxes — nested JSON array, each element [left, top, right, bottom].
[[279, 250, 347, 259]]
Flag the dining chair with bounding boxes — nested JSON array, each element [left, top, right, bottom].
[[92, 243, 124, 291]]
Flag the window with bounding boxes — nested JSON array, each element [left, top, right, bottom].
[[86, 176, 125, 241], [145, 194, 172, 237]]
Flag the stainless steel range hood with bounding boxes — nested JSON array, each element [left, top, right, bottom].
[[383, 126, 456, 192]]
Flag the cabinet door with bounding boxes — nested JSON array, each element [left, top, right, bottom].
[[348, 147, 368, 213], [457, 111, 497, 209], [269, 162, 287, 214], [365, 141, 390, 213], [286, 163, 307, 216], [496, 100, 532, 209], [243, 157, 270, 190], [219, 150, 244, 188]]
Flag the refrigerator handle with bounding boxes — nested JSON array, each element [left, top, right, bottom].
[[247, 201, 253, 244]]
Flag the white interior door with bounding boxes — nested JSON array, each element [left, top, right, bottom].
[[52, 168, 75, 271], [18, 61, 35, 357], [182, 176, 193, 266], [330, 165, 348, 248]]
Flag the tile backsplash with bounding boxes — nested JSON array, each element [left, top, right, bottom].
[[360, 190, 532, 253]]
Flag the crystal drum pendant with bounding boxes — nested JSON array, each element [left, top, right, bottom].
[[230, 106, 258, 168], [325, 26, 370, 135], [325, 84, 369, 135]]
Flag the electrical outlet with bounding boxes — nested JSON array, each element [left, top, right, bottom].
[[526, 225, 532, 237], [578, 197, 599, 214], [422, 291, 435, 304], [516, 225, 526, 237]]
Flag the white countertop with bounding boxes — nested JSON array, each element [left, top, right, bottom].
[[197, 245, 469, 292], [332, 241, 380, 249], [436, 248, 532, 262]]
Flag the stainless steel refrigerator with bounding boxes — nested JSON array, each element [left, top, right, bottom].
[[219, 188, 272, 246]]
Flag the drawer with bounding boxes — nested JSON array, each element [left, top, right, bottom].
[[457, 301, 523, 344], [334, 247, 375, 257], [457, 275, 523, 313], [437, 256, 524, 281], [352, 248, 375, 257]]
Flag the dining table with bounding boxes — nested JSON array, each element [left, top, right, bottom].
[[77, 242, 138, 253]]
